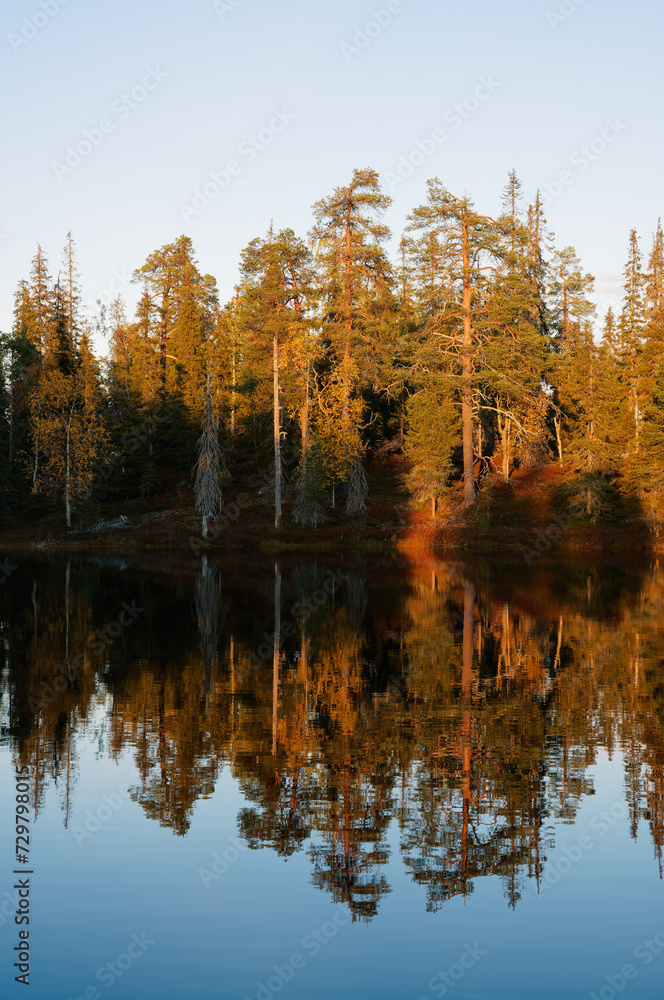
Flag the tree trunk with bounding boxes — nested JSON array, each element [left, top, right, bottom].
[[497, 410, 510, 480], [342, 205, 353, 429], [65, 421, 71, 528], [202, 515, 208, 539], [503, 420, 510, 480], [8, 355, 13, 473], [462, 580, 475, 698], [65, 559, 70, 660], [301, 356, 310, 476], [273, 333, 282, 529], [229, 290, 238, 437], [159, 289, 170, 388], [272, 563, 281, 756], [554, 416, 563, 466], [231, 340, 237, 437], [461, 578, 475, 882], [633, 383, 640, 453], [431, 495, 437, 521], [33, 432, 39, 495], [462, 238, 475, 506]]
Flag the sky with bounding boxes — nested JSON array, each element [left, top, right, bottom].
[[0, 0, 660, 350]]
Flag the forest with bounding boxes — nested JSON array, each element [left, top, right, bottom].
[[2, 167, 663, 540]]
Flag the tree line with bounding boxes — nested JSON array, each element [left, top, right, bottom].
[[2, 168, 663, 532]]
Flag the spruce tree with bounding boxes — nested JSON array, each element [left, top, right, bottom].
[[549, 247, 596, 465], [194, 376, 225, 539], [617, 230, 646, 454], [405, 379, 460, 519]]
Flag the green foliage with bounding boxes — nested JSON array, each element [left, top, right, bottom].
[[405, 385, 460, 512], [6, 180, 664, 536]]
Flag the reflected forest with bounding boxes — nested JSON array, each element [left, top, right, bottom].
[[3, 555, 664, 921]]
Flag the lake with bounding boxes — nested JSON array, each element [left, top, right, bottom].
[[1, 552, 663, 999]]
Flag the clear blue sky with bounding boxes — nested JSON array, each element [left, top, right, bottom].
[[0, 0, 659, 347]]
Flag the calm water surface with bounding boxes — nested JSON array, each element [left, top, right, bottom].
[[1, 554, 663, 999]]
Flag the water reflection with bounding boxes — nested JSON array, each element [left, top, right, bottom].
[[2, 554, 663, 921]]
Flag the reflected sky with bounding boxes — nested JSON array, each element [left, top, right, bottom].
[[1, 554, 663, 998]]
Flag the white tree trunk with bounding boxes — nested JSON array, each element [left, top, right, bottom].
[[33, 434, 39, 494], [554, 416, 563, 467]]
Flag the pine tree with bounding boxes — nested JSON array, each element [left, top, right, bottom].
[[133, 236, 216, 407], [239, 228, 314, 528], [311, 168, 395, 514], [132, 237, 217, 481], [481, 177, 552, 479], [407, 181, 502, 505]]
